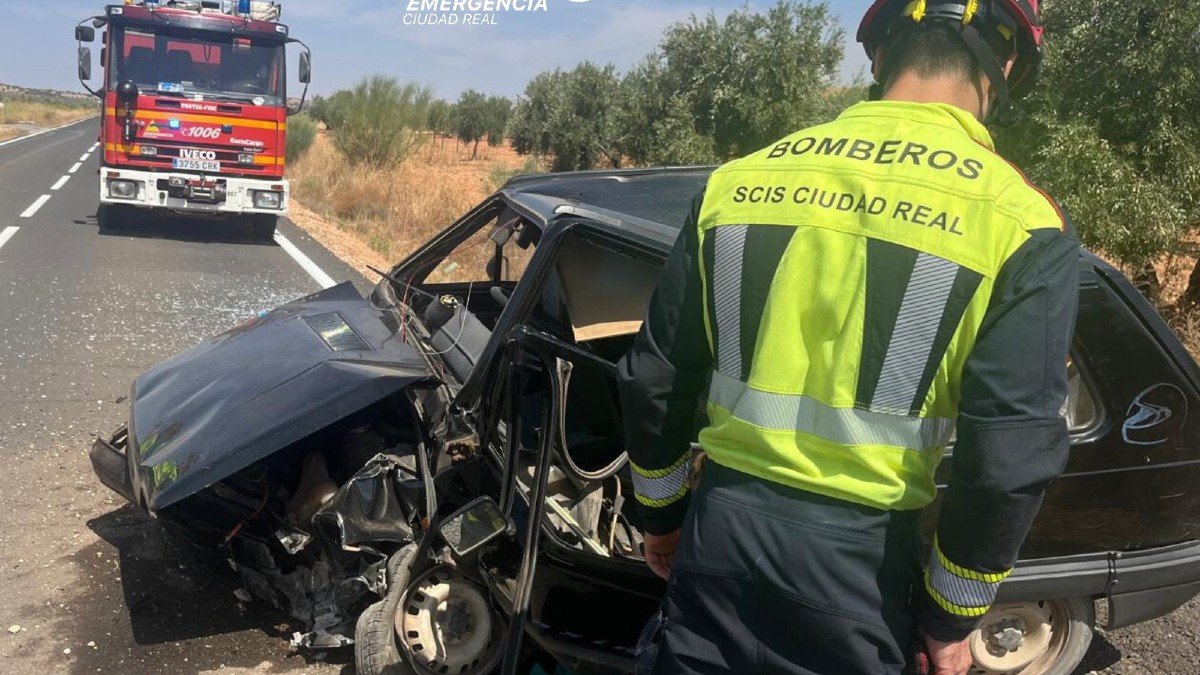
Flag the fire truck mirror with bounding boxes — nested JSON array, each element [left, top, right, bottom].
[[77, 47, 92, 82], [75, 25, 95, 42], [299, 52, 312, 84]]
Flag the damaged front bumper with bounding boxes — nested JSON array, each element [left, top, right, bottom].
[[89, 424, 424, 648], [90, 425, 136, 505]]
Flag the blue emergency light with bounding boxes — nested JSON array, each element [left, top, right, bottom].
[[169, 118, 181, 129], [238, 0, 250, 14]]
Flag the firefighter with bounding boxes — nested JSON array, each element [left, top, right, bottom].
[[616, 1, 1078, 673]]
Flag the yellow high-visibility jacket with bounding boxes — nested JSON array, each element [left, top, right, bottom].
[[617, 100, 1080, 640]]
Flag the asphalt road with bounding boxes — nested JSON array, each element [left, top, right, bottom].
[[0, 118, 1197, 675], [0, 117, 357, 674]]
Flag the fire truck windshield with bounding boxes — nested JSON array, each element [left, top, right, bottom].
[[110, 27, 285, 106]]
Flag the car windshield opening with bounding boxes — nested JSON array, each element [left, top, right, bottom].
[[397, 209, 540, 384], [111, 27, 285, 106], [420, 210, 538, 287]]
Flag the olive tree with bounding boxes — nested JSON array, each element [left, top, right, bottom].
[[508, 63, 623, 171], [510, 2, 845, 170], [996, 1, 1200, 300], [651, 0, 844, 159], [454, 89, 490, 158]]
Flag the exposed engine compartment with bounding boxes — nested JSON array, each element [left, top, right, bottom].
[[158, 397, 427, 647]]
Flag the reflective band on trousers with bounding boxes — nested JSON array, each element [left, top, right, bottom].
[[925, 537, 1010, 617], [708, 371, 955, 451]]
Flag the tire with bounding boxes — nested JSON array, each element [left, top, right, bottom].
[[250, 214, 277, 240], [968, 597, 1094, 675], [354, 545, 505, 675], [97, 204, 128, 230], [355, 545, 419, 675]]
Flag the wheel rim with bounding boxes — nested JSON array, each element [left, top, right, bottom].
[[396, 565, 498, 674], [968, 600, 1074, 675]]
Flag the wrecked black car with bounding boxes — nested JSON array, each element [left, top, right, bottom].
[[92, 167, 1200, 675]]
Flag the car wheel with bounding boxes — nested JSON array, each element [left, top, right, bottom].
[[355, 546, 504, 675], [967, 598, 1094, 675], [250, 214, 277, 240], [356, 545, 418, 675]]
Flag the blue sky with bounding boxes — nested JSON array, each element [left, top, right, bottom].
[[0, 0, 873, 100]]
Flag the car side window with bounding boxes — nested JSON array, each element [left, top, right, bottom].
[[1063, 356, 1101, 433], [945, 355, 1101, 448], [525, 230, 660, 353]]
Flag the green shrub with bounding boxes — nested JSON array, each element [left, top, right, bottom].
[[285, 114, 318, 164], [333, 76, 431, 168]]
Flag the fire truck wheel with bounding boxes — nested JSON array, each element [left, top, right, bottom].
[[250, 214, 277, 240], [97, 204, 130, 231]]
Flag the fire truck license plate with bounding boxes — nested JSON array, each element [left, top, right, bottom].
[[172, 158, 221, 172]]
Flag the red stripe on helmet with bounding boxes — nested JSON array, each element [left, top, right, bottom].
[[1001, 0, 1043, 46], [857, 0, 891, 46]]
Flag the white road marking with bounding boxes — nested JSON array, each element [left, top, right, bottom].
[[0, 115, 100, 150], [51, 175, 70, 191], [0, 226, 18, 251], [274, 232, 336, 289], [90, 142, 100, 151], [20, 195, 51, 218], [68, 162, 83, 174], [79, 152, 91, 162]]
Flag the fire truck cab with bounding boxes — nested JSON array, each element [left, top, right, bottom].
[[75, 0, 311, 238]]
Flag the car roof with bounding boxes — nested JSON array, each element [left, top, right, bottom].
[[499, 167, 714, 248], [499, 169, 1111, 274]]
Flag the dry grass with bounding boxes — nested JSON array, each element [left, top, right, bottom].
[[1167, 307, 1200, 361], [0, 128, 21, 142], [289, 131, 535, 272], [0, 100, 95, 127]]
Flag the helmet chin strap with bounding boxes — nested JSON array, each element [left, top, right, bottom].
[[955, 22, 1021, 126]]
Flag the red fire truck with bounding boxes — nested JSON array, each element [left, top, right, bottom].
[[75, 1, 311, 238]]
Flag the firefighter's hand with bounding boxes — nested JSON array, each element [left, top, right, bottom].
[[643, 529, 681, 580], [919, 631, 972, 675]]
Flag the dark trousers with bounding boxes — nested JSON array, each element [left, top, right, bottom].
[[646, 461, 922, 675]]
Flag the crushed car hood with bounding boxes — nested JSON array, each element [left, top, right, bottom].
[[128, 282, 432, 511]]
